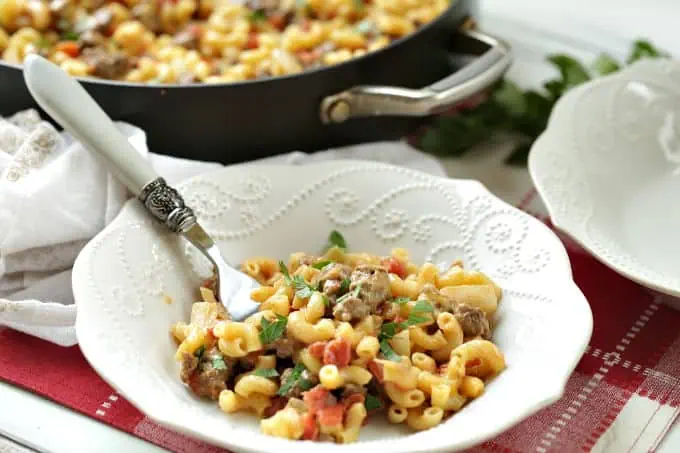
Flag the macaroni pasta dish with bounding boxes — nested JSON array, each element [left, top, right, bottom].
[[171, 231, 505, 443], [0, 0, 452, 84]]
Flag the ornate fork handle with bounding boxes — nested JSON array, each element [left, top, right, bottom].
[[138, 177, 197, 233]]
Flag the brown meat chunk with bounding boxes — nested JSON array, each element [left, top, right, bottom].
[[314, 262, 352, 297], [454, 304, 491, 339], [78, 30, 105, 49], [81, 47, 130, 79], [181, 347, 235, 400], [266, 336, 299, 358], [278, 367, 318, 399], [332, 264, 390, 321]]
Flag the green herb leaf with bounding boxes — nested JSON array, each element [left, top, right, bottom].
[[393, 297, 411, 305], [592, 54, 621, 76], [327, 230, 347, 251], [365, 394, 382, 411], [339, 278, 351, 293], [277, 363, 307, 396], [379, 339, 401, 361], [259, 314, 288, 344], [249, 9, 267, 22], [627, 40, 668, 64], [312, 260, 332, 270], [547, 54, 591, 89], [337, 282, 362, 304], [253, 368, 280, 378], [412, 300, 433, 313], [292, 275, 316, 299], [194, 345, 205, 358], [212, 356, 227, 370], [379, 322, 398, 340], [61, 30, 79, 41], [279, 261, 292, 283], [299, 378, 315, 391], [406, 314, 430, 325], [321, 294, 330, 307]]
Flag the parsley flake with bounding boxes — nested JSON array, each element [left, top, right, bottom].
[[321, 294, 330, 307], [324, 230, 347, 252], [339, 278, 351, 293], [277, 363, 309, 396], [194, 345, 205, 358], [379, 339, 401, 361], [259, 314, 288, 344], [412, 300, 434, 314], [365, 394, 382, 411], [212, 356, 227, 370], [279, 261, 317, 299], [249, 9, 266, 22], [393, 297, 411, 305], [61, 30, 79, 41], [253, 368, 279, 378], [336, 282, 362, 304], [312, 260, 333, 270]]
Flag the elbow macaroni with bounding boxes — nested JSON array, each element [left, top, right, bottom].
[[174, 242, 505, 443]]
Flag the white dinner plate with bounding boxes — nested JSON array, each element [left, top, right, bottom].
[[529, 59, 680, 302], [72, 160, 592, 453]]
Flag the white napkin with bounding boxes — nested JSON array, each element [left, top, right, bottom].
[[0, 109, 446, 347]]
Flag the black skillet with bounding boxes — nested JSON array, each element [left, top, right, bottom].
[[0, 0, 511, 164]]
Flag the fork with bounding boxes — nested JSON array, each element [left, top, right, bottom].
[[22, 54, 261, 321]]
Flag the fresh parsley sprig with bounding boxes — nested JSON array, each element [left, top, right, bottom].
[[253, 368, 280, 378], [365, 393, 382, 411], [378, 300, 434, 361], [323, 230, 347, 252], [279, 261, 317, 299], [418, 40, 669, 166], [277, 363, 314, 396], [260, 314, 288, 344]]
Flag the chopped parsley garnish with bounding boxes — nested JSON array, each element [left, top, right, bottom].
[[321, 294, 330, 307], [379, 339, 401, 361], [365, 393, 382, 411], [259, 314, 288, 344], [378, 300, 434, 361], [277, 363, 309, 396], [279, 260, 317, 299], [324, 230, 347, 251], [312, 260, 333, 270], [249, 9, 267, 22], [193, 345, 205, 358], [339, 278, 351, 293], [393, 297, 411, 305], [253, 368, 280, 378], [61, 30, 79, 41], [212, 356, 227, 370], [336, 282, 361, 304]]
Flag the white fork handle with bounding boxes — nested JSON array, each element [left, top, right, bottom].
[[23, 54, 158, 196]]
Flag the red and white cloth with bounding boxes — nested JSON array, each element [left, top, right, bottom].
[[1, 184, 679, 453]]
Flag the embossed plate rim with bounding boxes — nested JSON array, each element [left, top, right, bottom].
[[73, 160, 592, 453], [529, 58, 680, 298]]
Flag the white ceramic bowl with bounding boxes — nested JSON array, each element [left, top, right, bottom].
[[529, 59, 680, 301], [73, 161, 592, 453]]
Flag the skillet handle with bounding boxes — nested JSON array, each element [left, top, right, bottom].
[[320, 30, 512, 123]]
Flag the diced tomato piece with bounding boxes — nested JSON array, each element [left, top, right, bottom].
[[301, 413, 319, 440], [368, 360, 384, 383], [303, 386, 337, 415], [382, 257, 407, 279], [317, 404, 345, 427], [55, 41, 80, 58], [245, 32, 259, 50], [268, 13, 287, 31], [342, 392, 365, 410], [323, 337, 351, 367], [308, 341, 327, 359], [263, 396, 287, 418]]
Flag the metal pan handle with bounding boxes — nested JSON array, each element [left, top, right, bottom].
[[320, 30, 512, 124]]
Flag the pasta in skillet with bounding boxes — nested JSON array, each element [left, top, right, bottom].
[[171, 230, 505, 443]]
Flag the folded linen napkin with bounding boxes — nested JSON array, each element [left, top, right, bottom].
[[0, 109, 447, 347]]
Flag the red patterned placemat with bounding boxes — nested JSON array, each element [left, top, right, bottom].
[[1, 210, 679, 453]]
